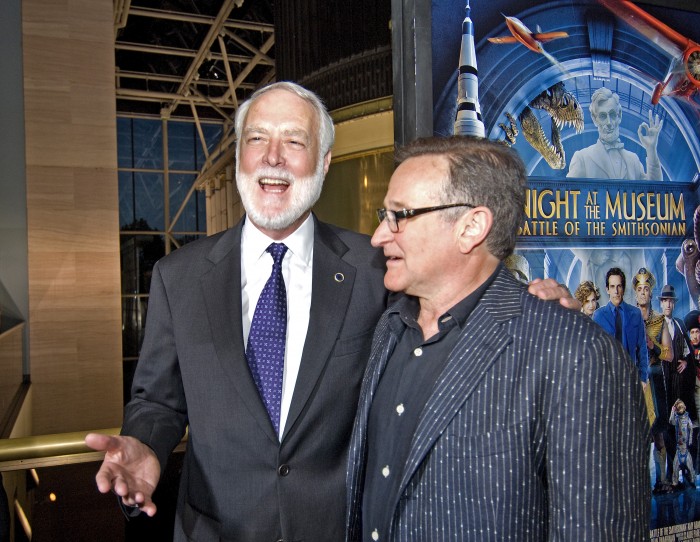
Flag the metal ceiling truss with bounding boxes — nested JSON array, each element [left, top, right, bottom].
[[114, 0, 275, 236]]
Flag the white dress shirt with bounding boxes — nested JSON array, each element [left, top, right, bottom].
[[241, 215, 314, 438]]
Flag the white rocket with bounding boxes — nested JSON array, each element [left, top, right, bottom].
[[453, 1, 485, 137]]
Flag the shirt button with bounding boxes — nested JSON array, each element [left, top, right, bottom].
[[382, 465, 390, 477], [396, 403, 405, 415], [372, 529, 380, 540], [413, 347, 423, 357], [278, 464, 290, 476]]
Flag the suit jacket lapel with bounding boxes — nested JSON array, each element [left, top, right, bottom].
[[282, 218, 358, 439], [347, 315, 398, 538], [394, 268, 521, 500], [201, 219, 279, 443]]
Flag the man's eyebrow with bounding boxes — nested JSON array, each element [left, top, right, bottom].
[[242, 126, 310, 142], [385, 198, 409, 209], [242, 125, 269, 135], [281, 128, 310, 141]]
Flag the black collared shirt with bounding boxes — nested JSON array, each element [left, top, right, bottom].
[[361, 266, 499, 542]]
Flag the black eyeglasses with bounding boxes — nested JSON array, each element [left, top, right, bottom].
[[377, 203, 475, 233]]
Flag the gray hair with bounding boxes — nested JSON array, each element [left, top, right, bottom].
[[589, 87, 620, 118], [234, 81, 335, 163], [395, 136, 527, 260]]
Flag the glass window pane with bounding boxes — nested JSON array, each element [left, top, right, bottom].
[[168, 121, 196, 171], [197, 123, 225, 169], [121, 296, 148, 358], [117, 117, 133, 168], [133, 172, 164, 231], [132, 119, 164, 169], [173, 232, 206, 247], [169, 173, 200, 232], [197, 189, 206, 231], [120, 234, 165, 294], [118, 171, 135, 228]]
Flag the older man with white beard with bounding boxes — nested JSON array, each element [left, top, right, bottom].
[[86, 81, 389, 541], [85, 82, 575, 541]]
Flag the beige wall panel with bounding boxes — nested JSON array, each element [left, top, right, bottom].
[[332, 111, 394, 160], [23, 0, 122, 434]]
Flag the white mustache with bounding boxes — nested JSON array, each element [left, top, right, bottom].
[[251, 167, 296, 184]]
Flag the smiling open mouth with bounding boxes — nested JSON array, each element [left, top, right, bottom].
[[259, 178, 290, 192]]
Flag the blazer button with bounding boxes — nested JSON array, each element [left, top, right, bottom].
[[278, 464, 290, 476]]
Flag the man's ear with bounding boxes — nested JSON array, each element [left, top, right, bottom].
[[456, 206, 493, 254], [322, 151, 332, 175]]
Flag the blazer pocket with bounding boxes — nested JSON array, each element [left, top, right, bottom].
[[331, 328, 374, 358], [447, 419, 529, 458], [182, 501, 222, 541]]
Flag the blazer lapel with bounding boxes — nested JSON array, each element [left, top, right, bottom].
[[347, 315, 398, 539], [282, 218, 358, 439], [201, 220, 279, 443], [395, 268, 521, 500]]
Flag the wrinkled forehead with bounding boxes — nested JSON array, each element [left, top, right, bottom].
[[246, 89, 319, 134]]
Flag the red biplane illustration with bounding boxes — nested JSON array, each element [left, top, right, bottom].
[[598, 0, 700, 105]]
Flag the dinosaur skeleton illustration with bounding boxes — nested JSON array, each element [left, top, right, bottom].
[[500, 82, 584, 169]]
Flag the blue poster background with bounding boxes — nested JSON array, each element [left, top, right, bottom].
[[432, 0, 700, 537]]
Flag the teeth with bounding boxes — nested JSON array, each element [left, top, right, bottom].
[[260, 178, 289, 186]]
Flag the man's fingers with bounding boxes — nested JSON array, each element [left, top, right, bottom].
[[94, 469, 115, 494], [528, 278, 578, 307], [112, 475, 131, 498], [85, 432, 113, 452], [121, 493, 158, 517], [558, 296, 580, 310], [139, 501, 158, 517]]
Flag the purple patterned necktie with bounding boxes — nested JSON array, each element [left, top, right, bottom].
[[246, 242, 288, 435]]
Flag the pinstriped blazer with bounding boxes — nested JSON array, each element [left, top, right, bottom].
[[346, 267, 651, 542]]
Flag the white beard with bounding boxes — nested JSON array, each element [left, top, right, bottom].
[[236, 159, 325, 231]]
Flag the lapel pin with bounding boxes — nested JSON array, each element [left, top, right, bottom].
[[334, 272, 345, 283]]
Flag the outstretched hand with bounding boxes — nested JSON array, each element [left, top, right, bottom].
[[528, 278, 581, 311], [85, 433, 161, 517], [637, 110, 662, 154]]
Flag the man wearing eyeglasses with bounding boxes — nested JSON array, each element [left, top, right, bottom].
[[346, 136, 650, 541]]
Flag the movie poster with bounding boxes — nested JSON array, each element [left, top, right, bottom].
[[431, 0, 700, 538]]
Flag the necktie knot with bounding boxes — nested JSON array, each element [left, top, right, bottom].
[[267, 242, 288, 267]]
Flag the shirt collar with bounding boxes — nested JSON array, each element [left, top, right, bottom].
[[387, 264, 501, 332], [241, 213, 314, 267]]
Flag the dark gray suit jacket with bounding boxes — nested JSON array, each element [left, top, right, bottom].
[[347, 267, 651, 541], [122, 215, 388, 541]]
